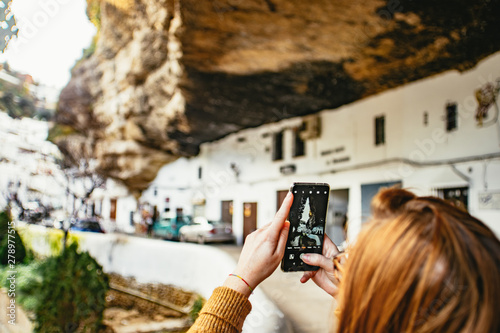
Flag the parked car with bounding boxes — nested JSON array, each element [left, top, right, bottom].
[[42, 210, 67, 228], [23, 201, 48, 223], [179, 217, 235, 244], [152, 213, 192, 240], [70, 218, 105, 233]]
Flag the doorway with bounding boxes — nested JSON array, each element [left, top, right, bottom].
[[327, 189, 349, 246], [110, 198, 117, 221], [221, 200, 233, 224], [243, 202, 257, 241]]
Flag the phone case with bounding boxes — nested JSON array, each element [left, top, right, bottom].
[[281, 182, 330, 272]]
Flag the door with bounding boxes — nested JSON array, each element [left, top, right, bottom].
[[277, 190, 289, 211], [110, 198, 117, 221], [243, 202, 257, 241], [221, 200, 233, 224]]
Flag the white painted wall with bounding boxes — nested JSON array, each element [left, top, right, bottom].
[[141, 52, 500, 242], [140, 158, 199, 217], [0, 112, 67, 211], [93, 179, 137, 233]]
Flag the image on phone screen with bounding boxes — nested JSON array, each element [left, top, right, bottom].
[[281, 182, 330, 272]]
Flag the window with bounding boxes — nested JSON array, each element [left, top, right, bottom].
[[446, 103, 457, 132], [272, 131, 284, 161], [375, 115, 385, 146], [293, 123, 306, 157], [361, 181, 401, 223], [438, 187, 468, 211], [198, 166, 202, 179]]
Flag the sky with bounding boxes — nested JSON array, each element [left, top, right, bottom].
[[0, 0, 96, 94]]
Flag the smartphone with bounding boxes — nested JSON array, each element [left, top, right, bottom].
[[281, 182, 330, 272]]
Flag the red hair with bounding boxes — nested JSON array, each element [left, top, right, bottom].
[[337, 188, 500, 333]]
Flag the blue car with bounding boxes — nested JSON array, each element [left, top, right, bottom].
[[70, 219, 105, 233], [152, 214, 192, 240]]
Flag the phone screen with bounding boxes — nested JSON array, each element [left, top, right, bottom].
[[281, 182, 330, 272]]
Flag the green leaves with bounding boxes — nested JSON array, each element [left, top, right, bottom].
[[29, 243, 109, 332], [0, 229, 109, 332]]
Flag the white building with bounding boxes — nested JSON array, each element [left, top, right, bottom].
[[141, 52, 500, 245], [0, 112, 66, 212], [0, 112, 136, 233], [90, 179, 138, 234]]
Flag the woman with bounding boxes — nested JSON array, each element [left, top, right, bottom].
[[188, 188, 500, 333]]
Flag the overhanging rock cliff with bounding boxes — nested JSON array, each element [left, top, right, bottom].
[[54, 0, 500, 194]]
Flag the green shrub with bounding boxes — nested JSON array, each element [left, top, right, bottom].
[[189, 295, 205, 322], [0, 231, 27, 265], [27, 243, 109, 332], [0, 210, 27, 265], [0, 260, 41, 313], [0, 211, 107, 331], [0, 210, 11, 240]]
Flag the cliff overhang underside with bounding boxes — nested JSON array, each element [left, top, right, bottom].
[[54, 0, 500, 194]]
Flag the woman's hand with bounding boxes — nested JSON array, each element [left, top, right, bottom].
[[224, 192, 293, 296], [299, 235, 343, 298]]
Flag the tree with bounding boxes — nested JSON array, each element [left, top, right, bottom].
[[0, 0, 18, 53], [51, 136, 107, 246]]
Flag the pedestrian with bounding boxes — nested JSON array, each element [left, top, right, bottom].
[[146, 213, 153, 236], [187, 188, 500, 333]]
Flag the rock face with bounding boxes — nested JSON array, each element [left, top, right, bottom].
[[55, 0, 500, 194]]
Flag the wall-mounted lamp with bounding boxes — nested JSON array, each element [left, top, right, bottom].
[[230, 163, 241, 180]]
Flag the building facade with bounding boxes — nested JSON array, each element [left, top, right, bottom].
[[0, 112, 65, 215], [141, 52, 500, 245], [90, 179, 138, 233], [0, 111, 137, 233]]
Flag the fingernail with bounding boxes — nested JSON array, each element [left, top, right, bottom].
[[300, 253, 309, 261]]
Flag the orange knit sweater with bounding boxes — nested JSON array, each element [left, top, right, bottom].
[[187, 287, 252, 333]]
